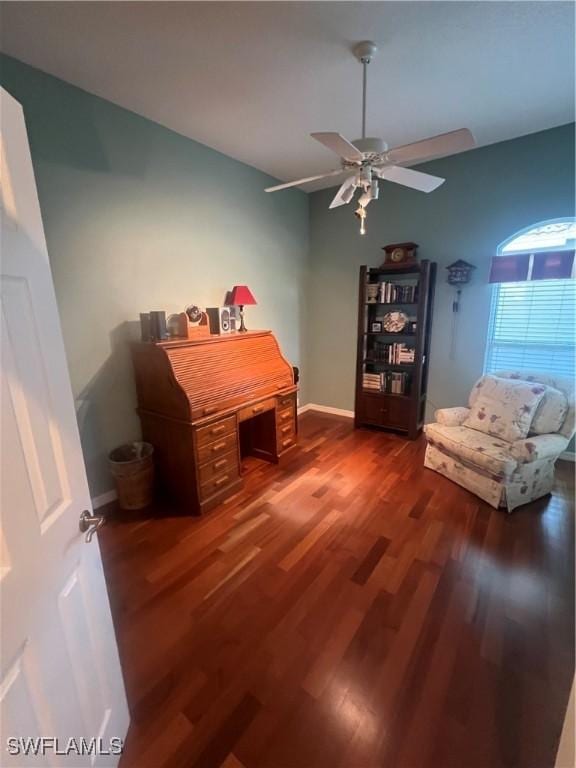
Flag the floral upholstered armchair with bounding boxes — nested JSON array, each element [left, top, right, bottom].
[[424, 371, 575, 512]]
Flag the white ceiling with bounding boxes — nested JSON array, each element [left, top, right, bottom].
[[1, 2, 574, 190]]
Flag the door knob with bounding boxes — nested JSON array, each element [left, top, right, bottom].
[[79, 510, 105, 543]]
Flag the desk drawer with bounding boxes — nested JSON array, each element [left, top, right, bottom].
[[196, 432, 238, 465], [238, 398, 275, 423], [195, 415, 236, 448], [277, 393, 296, 410], [198, 450, 239, 485], [200, 470, 240, 501], [277, 433, 296, 453], [277, 421, 295, 442], [276, 405, 295, 426]]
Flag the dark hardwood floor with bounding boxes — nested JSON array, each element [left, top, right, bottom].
[[98, 412, 575, 768]]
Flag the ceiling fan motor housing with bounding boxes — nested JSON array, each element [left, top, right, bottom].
[[353, 137, 388, 157]]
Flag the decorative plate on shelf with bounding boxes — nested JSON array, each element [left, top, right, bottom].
[[382, 310, 409, 333]]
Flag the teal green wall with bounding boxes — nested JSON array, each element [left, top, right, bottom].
[[307, 125, 575, 421], [0, 55, 309, 498], [2, 52, 573, 498]]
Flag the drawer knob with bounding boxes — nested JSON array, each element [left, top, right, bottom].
[[211, 424, 226, 435], [280, 411, 291, 421], [203, 406, 218, 415], [282, 438, 293, 448], [281, 425, 291, 434], [253, 405, 263, 414], [211, 441, 226, 452], [214, 475, 229, 488], [213, 458, 228, 470]]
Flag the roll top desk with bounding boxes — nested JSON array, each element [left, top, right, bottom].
[[131, 330, 298, 514]]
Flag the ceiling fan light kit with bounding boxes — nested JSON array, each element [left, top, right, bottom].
[[265, 40, 476, 235]]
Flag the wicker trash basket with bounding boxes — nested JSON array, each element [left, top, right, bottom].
[[108, 442, 154, 510]]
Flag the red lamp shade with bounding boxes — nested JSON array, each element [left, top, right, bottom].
[[227, 285, 257, 306]]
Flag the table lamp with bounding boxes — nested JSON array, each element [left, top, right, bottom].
[[227, 285, 257, 333]]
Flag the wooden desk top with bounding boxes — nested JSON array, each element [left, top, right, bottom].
[[132, 330, 295, 423]]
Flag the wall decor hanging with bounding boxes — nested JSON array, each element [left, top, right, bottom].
[[446, 260, 476, 360]]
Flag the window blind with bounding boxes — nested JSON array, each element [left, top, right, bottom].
[[488, 250, 575, 283], [484, 279, 576, 378]]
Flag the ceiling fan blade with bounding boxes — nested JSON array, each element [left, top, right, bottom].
[[311, 132, 364, 162], [386, 129, 475, 166], [265, 168, 346, 193], [329, 175, 357, 209], [375, 165, 445, 193]]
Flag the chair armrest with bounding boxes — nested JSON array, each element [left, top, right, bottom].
[[511, 434, 569, 464], [435, 407, 470, 427]]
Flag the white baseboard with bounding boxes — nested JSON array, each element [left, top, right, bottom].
[[92, 489, 117, 509], [299, 409, 576, 461], [299, 403, 354, 419]]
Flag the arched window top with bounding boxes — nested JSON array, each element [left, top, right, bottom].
[[486, 217, 575, 378], [499, 218, 576, 255]]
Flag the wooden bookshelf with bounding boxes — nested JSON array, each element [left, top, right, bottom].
[[354, 260, 436, 439]]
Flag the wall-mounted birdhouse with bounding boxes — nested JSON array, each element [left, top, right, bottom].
[[446, 259, 476, 286], [445, 260, 476, 361]]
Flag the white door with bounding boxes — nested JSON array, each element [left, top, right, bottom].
[[0, 89, 129, 766]]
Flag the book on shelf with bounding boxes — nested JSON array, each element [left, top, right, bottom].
[[365, 281, 418, 304], [370, 342, 416, 364], [362, 373, 381, 391], [378, 281, 418, 304], [362, 371, 411, 395], [385, 372, 410, 395]]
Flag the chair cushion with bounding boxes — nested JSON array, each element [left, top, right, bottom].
[[425, 423, 518, 480], [529, 385, 568, 435], [464, 375, 546, 442], [471, 370, 575, 439]]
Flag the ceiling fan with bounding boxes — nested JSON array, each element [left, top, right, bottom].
[[265, 41, 475, 234]]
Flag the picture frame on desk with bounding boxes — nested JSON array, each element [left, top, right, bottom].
[[371, 321, 383, 333]]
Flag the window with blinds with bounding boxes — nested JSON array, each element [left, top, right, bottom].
[[484, 278, 575, 377], [485, 219, 575, 378]]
